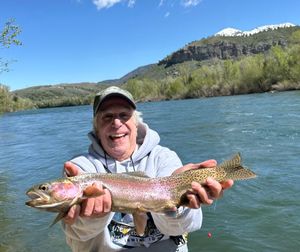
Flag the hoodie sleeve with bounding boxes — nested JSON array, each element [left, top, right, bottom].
[[150, 147, 203, 236], [61, 155, 114, 241], [62, 214, 114, 242], [151, 208, 202, 236]]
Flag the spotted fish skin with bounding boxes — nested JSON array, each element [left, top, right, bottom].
[[25, 153, 256, 224]]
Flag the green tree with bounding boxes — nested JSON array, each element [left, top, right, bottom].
[[1, 18, 22, 73], [289, 30, 300, 44], [288, 45, 300, 83], [0, 84, 11, 113], [165, 79, 187, 99], [264, 46, 290, 84], [238, 54, 267, 93], [222, 60, 240, 85], [0, 19, 30, 114], [178, 64, 193, 85]]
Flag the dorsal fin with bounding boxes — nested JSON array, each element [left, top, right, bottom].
[[217, 153, 257, 180], [123, 171, 150, 178], [217, 153, 242, 171]]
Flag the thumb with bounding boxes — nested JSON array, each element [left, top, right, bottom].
[[172, 163, 199, 175], [198, 159, 217, 168], [172, 159, 217, 175], [64, 161, 80, 177]]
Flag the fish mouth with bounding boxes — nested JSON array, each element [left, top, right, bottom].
[[26, 190, 51, 207], [26, 189, 73, 209]]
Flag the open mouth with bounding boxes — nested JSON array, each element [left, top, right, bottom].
[[26, 190, 50, 206], [109, 133, 127, 140], [27, 190, 43, 199]]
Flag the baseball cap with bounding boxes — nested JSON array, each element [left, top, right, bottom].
[[93, 86, 136, 116]]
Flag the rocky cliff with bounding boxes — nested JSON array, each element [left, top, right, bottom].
[[159, 25, 299, 67]]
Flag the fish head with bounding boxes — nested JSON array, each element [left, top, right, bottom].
[[25, 179, 82, 212]]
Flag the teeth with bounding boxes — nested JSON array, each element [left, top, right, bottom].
[[111, 134, 125, 138]]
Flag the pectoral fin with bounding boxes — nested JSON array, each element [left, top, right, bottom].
[[50, 212, 68, 227], [49, 197, 82, 227], [83, 185, 105, 198]]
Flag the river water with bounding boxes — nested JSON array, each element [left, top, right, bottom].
[[0, 91, 299, 252]]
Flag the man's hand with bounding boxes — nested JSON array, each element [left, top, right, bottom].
[[63, 162, 112, 225], [173, 159, 234, 208]]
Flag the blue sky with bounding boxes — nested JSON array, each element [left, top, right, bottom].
[[1, 0, 300, 91]]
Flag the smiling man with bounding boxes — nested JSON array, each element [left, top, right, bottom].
[[95, 97, 137, 161], [62, 86, 233, 252]]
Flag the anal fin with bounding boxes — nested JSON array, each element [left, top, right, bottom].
[[133, 212, 148, 236]]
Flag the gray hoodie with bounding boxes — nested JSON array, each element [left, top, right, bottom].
[[62, 123, 202, 252]]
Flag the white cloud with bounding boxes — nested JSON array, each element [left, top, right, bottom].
[[158, 0, 165, 7], [92, 0, 135, 10], [128, 0, 136, 8], [92, 0, 201, 10], [92, 0, 121, 9], [181, 0, 201, 7], [164, 11, 170, 18]]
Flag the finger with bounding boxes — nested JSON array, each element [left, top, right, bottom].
[[102, 189, 112, 213], [186, 194, 201, 209], [198, 159, 217, 168], [92, 183, 105, 214], [68, 205, 80, 219], [173, 163, 200, 174], [64, 162, 80, 177], [191, 182, 213, 205], [93, 197, 104, 215], [174, 159, 218, 175], [93, 188, 112, 217], [205, 178, 223, 199], [64, 205, 80, 225], [81, 198, 95, 217], [220, 179, 234, 190]]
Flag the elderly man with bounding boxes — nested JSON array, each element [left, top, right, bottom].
[[62, 86, 233, 252]]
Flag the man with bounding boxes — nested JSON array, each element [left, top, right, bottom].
[[62, 86, 233, 252]]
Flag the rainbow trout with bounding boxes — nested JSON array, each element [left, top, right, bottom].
[[26, 153, 256, 229]]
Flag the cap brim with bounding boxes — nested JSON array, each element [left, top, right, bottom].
[[93, 93, 136, 116]]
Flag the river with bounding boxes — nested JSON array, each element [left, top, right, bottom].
[[0, 91, 299, 252]]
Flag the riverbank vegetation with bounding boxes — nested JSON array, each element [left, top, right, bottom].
[[0, 19, 27, 113], [125, 41, 300, 101], [0, 84, 34, 113], [1, 28, 300, 114]]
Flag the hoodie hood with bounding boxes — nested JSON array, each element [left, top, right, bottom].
[[88, 122, 160, 164]]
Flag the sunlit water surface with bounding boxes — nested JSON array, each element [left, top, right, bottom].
[[0, 91, 299, 252]]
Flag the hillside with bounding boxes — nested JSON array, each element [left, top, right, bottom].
[[11, 24, 300, 109], [158, 25, 299, 67]]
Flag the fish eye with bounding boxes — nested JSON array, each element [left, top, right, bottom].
[[39, 184, 48, 191]]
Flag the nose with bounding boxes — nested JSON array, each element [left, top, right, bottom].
[[112, 118, 123, 128]]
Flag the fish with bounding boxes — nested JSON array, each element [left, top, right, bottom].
[[25, 153, 256, 234]]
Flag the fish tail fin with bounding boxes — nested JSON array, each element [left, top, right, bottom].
[[217, 153, 257, 181]]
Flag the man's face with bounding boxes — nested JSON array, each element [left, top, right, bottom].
[[96, 97, 137, 161]]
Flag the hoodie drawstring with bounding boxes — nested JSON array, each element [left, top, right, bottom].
[[103, 152, 136, 173]]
